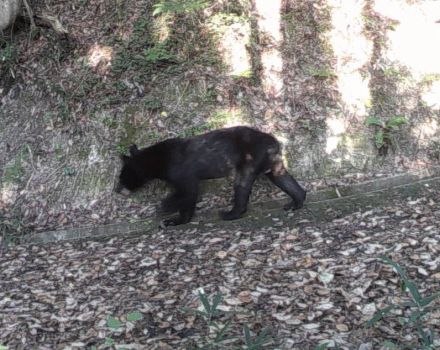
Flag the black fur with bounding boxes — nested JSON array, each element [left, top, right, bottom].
[[116, 126, 306, 226]]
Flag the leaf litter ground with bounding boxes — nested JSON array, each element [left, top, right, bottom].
[[1, 179, 439, 349]]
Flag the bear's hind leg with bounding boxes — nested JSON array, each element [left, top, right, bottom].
[[265, 162, 306, 210], [161, 192, 181, 214]]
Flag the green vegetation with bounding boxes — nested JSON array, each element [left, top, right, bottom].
[[112, 15, 178, 75], [308, 66, 337, 79], [152, 0, 209, 16], [184, 290, 272, 349], [143, 97, 163, 111], [62, 167, 76, 176], [180, 110, 232, 137], [0, 211, 27, 246], [2, 148, 27, 185], [428, 140, 440, 161], [112, 0, 219, 79], [365, 116, 407, 156], [89, 311, 144, 350], [421, 73, 440, 86], [116, 143, 130, 156], [367, 257, 440, 349], [3, 159, 24, 184], [0, 40, 18, 82], [381, 66, 410, 82]]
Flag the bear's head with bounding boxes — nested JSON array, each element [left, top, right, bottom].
[[115, 149, 148, 195]]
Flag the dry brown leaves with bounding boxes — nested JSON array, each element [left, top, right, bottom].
[[1, 185, 439, 349]]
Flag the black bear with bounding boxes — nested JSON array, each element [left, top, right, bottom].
[[116, 126, 306, 226]]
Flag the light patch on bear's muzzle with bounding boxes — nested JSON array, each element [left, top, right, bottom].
[[119, 188, 131, 196], [115, 183, 131, 196]]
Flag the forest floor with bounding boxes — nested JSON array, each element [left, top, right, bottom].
[[1, 175, 439, 350]]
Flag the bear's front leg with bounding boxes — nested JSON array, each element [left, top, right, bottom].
[[160, 181, 198, 226], [220, 171, 257, 221]]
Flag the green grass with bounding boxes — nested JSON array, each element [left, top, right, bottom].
[[152, 0, 208, 16], [0, 40, 18, 82], [308, 66, 337, 79], [111, 15, 178, 76], [3, 156, 25, 185], [179, 110, 232, 137]]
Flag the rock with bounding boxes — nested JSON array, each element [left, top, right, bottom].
[[0, 0, 22, 31]]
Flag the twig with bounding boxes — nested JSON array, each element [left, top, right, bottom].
[[22, 0, 36, 32]]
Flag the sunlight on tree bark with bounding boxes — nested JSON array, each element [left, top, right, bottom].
[[374, 0, 440, 140], [375, 0, 440, 78], [254, 0, 283, 98], [211, 18, 251, 77], [328, 0, 372, 118], [87, 44, 114, 74]]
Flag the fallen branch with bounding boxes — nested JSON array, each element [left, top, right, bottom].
[[34, 14, 68, 35]]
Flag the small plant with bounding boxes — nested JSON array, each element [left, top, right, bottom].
[[3, 149, 26, 184], [0, 344, 8, 350], [0, 204, 29, 246], [102, 116, 118, 129], [58, 100, 72, 123], [300, 119, 312, 131], [143, 98, 162, 111], [365, 116, 407, 156], [242, 324, 272, 350], [366, 256, 440, 349], [62, 167, 76, 176], [308, 67, 337, 79], [0, 40, 18, 82], [184, 290, 272, 349], [90, 311, 143, 350], [116, 143, 130, 156], [3, 160, 24, 184], [143, 42, 176, 64]]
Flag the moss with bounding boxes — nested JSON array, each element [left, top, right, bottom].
[[2, 147, 28, 185], [2, 159, 25, 185]]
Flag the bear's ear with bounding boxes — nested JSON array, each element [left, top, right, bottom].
[[129, 144, 140, 156]]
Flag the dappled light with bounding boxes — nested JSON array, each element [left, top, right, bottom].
[[3, 1, 440, 349], [422, 81, 440, 109], [375, 0, 440, 78], [87, 44, 113, 73], [412, 118, 439, 145], [219, 107, 247, 128], [325, 116, 347, 154], [2, 0, 440, 228], [0, 183, 18, 209], [328, 0, 372, 117], [154, 14, 171, 43], [209, 15, 251, 76], [254, 0, 283, 97]]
